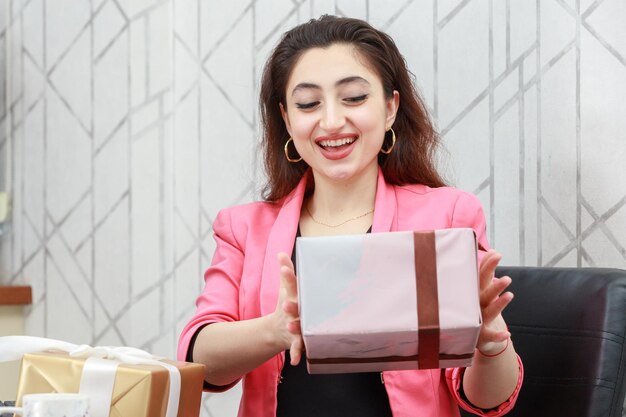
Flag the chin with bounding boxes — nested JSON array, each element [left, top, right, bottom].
[[324, 167, 359, 182]]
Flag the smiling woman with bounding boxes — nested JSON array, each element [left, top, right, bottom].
[[280, 43, 396, 191], [259, 16, 446, 205], [178, 15, 523, 417]]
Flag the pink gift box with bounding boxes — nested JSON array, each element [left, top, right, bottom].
[[295, 229, 482, 374]]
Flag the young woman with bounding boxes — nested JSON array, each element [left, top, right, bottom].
[[178, 15, 523, 417]]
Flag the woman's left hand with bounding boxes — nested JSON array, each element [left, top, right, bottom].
[[476, 250, 514, 354]]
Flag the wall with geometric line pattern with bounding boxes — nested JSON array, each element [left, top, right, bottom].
[[0, 0, 624, 415]]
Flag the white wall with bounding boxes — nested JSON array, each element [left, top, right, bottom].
[[0, 1, 625, 415]]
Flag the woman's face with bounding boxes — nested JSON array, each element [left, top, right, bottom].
[[281, 43, 398, 185]]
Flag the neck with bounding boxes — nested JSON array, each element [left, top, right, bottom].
[[307, 165, 378, 220]]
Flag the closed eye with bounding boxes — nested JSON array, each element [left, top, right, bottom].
[[344, 94, 368, 104], [295, 101, 320, 110]]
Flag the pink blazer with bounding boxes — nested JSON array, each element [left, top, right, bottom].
[[178, 169, 523, 417]]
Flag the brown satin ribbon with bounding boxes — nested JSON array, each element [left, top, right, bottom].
[[414, 231, 440, 369]]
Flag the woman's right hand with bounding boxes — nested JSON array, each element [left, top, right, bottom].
[[274, 252, 304, 365]]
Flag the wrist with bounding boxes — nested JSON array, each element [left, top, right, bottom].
[[262, 313, 289, 352], [477, 337, 509, 358]]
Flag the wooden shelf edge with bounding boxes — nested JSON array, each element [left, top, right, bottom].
[[0, 286, 33, 305]]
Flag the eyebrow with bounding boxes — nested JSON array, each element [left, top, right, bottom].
[[291, 76, 371, 96]]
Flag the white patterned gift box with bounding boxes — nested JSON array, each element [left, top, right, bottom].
[[296, 229, 482, 374]]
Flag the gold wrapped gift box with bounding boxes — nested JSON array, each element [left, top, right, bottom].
[[15, 351, 205, 417]]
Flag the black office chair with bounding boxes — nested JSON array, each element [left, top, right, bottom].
[[462, 267, 626, 417]]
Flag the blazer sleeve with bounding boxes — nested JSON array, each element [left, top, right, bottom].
[[450, 191, 490, 257], [445, 191, 524, 416], [177, 208, 245, 389]]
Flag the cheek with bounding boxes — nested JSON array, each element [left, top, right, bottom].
[[288, 114, 317, 138], [351, 107, 387, 139]]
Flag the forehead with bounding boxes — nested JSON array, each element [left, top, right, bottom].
[[286, 43, 382, 93]]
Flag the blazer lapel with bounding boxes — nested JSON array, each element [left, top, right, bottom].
[[372, 167, 397, 233], [259, 175, 308, 316]]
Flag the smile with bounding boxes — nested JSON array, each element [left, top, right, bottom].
[[314, 134, 359, 160], [318, 137, 357, 148]]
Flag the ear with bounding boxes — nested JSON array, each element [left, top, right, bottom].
[[385, 90, 400, 129], [279, 102, 292, 135]]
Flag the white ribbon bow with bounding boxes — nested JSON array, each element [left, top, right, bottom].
[[0, 336, 180, 417]]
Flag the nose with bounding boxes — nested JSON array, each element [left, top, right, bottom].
[[319, 101, 345, 132]]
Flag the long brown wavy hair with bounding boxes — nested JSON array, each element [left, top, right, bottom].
[[259, 15, 446, 202]]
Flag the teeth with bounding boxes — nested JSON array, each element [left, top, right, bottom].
[[319, 137, 356, 147]]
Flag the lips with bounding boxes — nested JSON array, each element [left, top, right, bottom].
[[315, 133, 358, 160]]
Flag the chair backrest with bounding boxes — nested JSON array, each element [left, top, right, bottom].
[[461, 267, 626, 417]]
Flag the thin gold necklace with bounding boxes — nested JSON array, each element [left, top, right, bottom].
[[305, 204, 374, 228]]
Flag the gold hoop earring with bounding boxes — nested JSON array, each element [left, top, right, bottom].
[[284, 137, 303, 163], [380, 128, 396, 154]]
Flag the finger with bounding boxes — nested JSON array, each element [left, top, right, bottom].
[[277, 251, 295, 271], [280, 265, 299, 300], [479, 250, 502, 290], [479, 250, 500, 284], [480, 275, 512, 308], [278, 252, 296, 276], [290, 336, 304, 366], [286, 319, 301, 335], [482, 292, 514, 324], [278, 252, 298, 300], [282, 300, 299, 317]]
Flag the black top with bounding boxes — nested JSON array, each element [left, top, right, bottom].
[[276, 350, 393, 417], [276, 227, 393, 417]]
